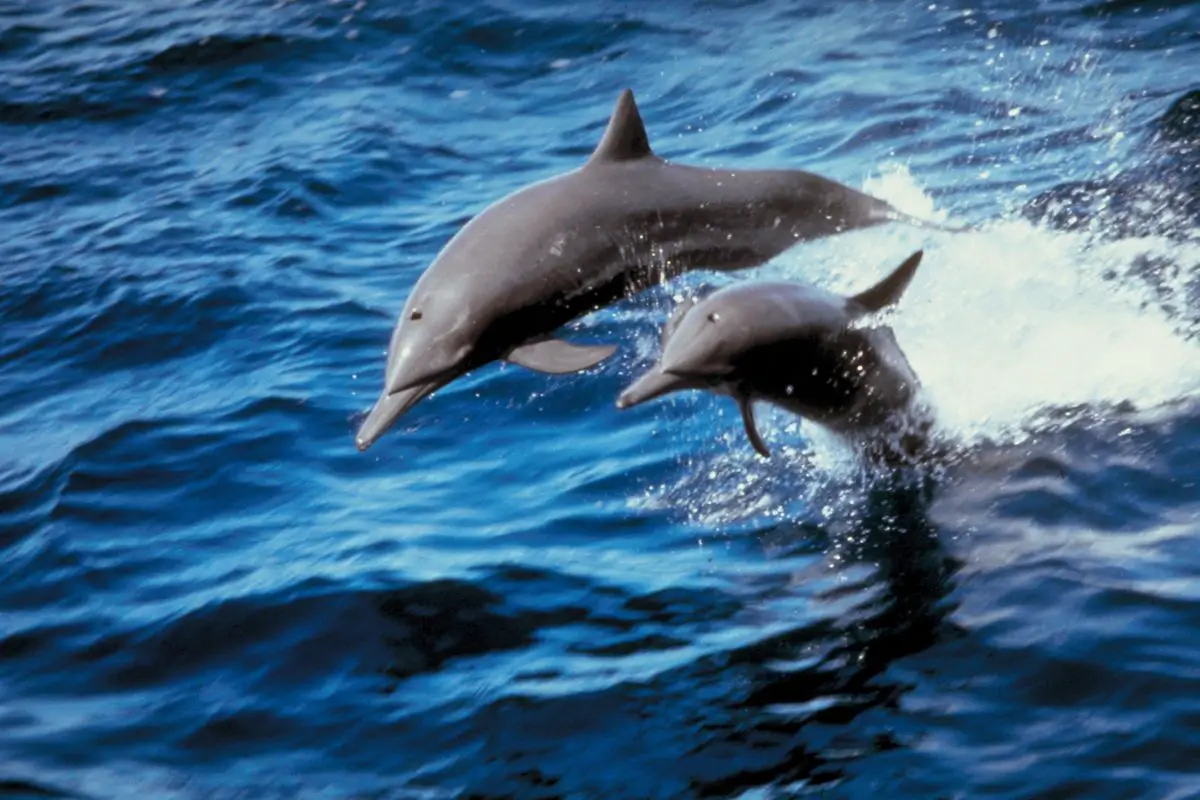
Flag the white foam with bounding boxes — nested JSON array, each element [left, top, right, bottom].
[[802, 163, 1199, 446]]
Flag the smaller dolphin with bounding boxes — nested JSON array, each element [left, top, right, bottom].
[[617, 250, 930, 461]]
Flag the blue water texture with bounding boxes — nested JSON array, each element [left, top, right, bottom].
[[2, 0, 1199, 798]]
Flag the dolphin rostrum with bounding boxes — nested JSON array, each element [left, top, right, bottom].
[[616, 250, 931, 461], [356, 89, 957, 451]]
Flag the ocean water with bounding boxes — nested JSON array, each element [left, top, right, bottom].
[[1, 0, 1198, 797]]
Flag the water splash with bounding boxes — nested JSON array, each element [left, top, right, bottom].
[[642, 163, 1198, 528], [827, 163, 1198, 445]]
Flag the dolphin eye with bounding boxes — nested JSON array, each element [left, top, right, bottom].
[[708, 312, 720, 322], [410, 310, 423, 321]]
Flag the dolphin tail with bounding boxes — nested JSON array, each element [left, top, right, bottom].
[[882, 207, 976, 234]]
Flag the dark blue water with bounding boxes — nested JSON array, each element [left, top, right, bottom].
[[2, 1, 1198, 797]]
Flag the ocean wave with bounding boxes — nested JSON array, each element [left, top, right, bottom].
[[142, 33, 293, 72], [1, 0, 1199, 796], [0, 275, 255, 372]]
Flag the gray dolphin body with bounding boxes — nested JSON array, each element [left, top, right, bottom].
[[356, 89, 955, 451], [617, 251, 931, 461]]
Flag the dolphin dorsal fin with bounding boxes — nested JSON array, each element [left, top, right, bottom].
[[849, 250, 924, 314], [588, 89, 653, 164]]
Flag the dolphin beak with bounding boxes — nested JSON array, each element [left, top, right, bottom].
[[354, 380, 440, 452], [386, 360, 441, 397], [616, 367, 695, 409], [385, 344, 470, 397]]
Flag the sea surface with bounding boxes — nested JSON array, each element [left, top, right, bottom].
[[1, 1, 1198, 798]]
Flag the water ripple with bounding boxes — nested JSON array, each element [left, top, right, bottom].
[[0, 0, 1198, 797]]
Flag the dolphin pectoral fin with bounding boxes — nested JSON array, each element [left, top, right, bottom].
[[505, 339, 617, 375], [737, 395, 771, 459], [850, 250, 924, 315]]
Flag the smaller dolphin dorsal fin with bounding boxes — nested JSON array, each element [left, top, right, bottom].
[[587, 89, 654, 164], [849, 250, 924, 314], [737, 395, 771, 459], [662, 297, 697, 347]]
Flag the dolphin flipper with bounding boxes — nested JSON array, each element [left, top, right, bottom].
[[737, 395, 771, 458], [506, 338, 617, 374]]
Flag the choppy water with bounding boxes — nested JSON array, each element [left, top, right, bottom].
[[2, 1, 1198, 797]]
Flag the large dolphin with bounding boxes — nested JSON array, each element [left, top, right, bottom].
[[356, 89, 956, 451], [617, 251, 931, 462]]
